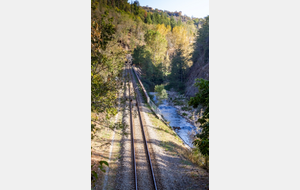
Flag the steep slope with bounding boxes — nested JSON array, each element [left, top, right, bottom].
[[185, 16, 209, 97], [185, 54, 209, 97]]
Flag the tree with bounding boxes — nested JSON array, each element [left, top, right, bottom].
[[170, 15, 176, 30], [152, 11, 161, 24], [172, 26, 189, 50], [91, 11, 119, 116], [192, 16, 209, 63], [91, 8, 124, 142], [188, 78, 209, 157], [133, 0, 140, 15], [154, 84, 168, 99], [144, 30, 167, 64], [156, 24, 171, 37], [146, 13, 152, 24], [169, 49, 186, 93], [132, 45, 164, 89], [132, 45, 147, 67], [177, 16, 182, 26]]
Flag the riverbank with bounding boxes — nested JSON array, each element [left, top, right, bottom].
[[166, 90, 202, 129]]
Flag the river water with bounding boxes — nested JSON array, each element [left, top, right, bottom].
[[149, 92, 199, 147]]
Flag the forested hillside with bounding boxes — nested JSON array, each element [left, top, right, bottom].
[[91, 0, 209, 95]]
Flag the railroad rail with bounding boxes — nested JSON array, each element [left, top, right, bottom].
[[125, 63, 157, 190]]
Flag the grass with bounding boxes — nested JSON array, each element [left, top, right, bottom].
[[187, 148, 209, 170], [148, 111, 209, 170], [160, 140, 174, 152], [181, 106, 192, 111], [148, 113, 181, 142], [91, 111, 125, 189]]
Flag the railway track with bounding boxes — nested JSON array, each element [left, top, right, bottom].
[[125, 63, 157, 190]]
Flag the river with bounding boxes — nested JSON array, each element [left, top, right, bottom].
[[149, 92, 199, 147]]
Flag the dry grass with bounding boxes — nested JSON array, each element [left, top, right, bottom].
[[187, 149, 209, 170], [91, 112, 124, 189], [148, 112, 209, 171]]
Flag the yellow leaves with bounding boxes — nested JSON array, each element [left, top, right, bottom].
[[172, 26, 189, 49], [155, 24, 171, 37]]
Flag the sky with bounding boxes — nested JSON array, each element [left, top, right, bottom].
[[130, 0, 209, 19]]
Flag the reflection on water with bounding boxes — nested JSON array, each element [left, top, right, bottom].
[[150, 92, 199, 147]]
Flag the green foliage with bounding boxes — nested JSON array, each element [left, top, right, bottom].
[[132, 45, 164, 90], [160, 12, 171, 27], [132, 45, 148, 67], [99, 160, 109, 172], [132, 0, 140, 16], [189, 78, 209, 108], [151, 11, 161, 24], [91, 170, 98, 185], [154, 84, 168, 99], [182, 113, 187, 116], [160, 89, 168, 99], [192, 16, 209, 63], [170, 15, 176, 30], [154, 84, 164, 93], [188, 78, 209, 156], [167, 49, 187, 93], [145, 13, 152, 24], [91, 10, 122, 117], [144, 30, 167, 64], [91, 160, 109, 187]]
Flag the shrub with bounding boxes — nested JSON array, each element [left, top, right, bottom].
[[182, 106, 192, 111], [160, 89, 168, 99], [154, 84, 168, 99]]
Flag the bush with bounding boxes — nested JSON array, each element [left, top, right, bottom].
[[154, 84, 168, 99], [160, 89, 168, 99], [154, 84, 164, 93]]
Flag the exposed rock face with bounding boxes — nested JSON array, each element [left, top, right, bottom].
[[185, 54, 209, 97]]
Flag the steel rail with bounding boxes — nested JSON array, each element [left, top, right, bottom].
[[127, 65, 138, 190], [129, 66, 158, 190]]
